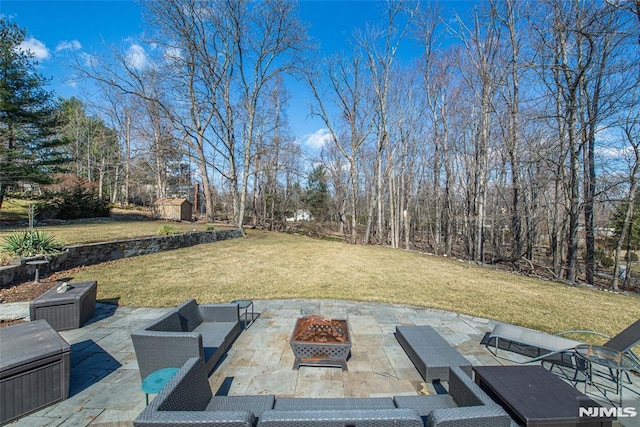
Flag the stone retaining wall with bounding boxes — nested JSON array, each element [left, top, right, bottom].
[[0, 229, 243, 287]]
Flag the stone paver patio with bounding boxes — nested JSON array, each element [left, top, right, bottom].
[[1, 299, 638, 426]]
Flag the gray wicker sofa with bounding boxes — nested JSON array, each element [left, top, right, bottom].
[[131, 299, 241, 379], [259, 396, 422, 426], [134, 358, 274, 427], [394, 367, 512, 427], [134, 357, 511, 427], [256, 408, 423, 426], [134, 357, 422, 426]]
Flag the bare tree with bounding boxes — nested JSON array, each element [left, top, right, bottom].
[[356, 0, 417, 246], [227, 0, 308, 231], [492, 0, 525, 263], [528, 0, 635, 283], [74, 0, 306, 227], [249, 75, 296, 230], [99, 89, 136, 204], [611, 111, 640, 289], [307, 53, 375, 244], [449, 6, 503, 262]]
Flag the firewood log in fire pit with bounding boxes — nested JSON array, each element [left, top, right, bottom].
[[291, 314, 347, 343]]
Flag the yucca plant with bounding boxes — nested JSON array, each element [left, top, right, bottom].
[[2, 230, 61, 257]]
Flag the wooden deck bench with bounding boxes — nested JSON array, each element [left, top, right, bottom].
[[396, 325, 472, 382]]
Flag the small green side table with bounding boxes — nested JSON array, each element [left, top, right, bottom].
[[141, 367, 179, 405]]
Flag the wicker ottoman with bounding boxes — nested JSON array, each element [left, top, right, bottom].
[[396, 325, 472, 382], [0, 320, 70, 424], [30, 280, 97, 331]]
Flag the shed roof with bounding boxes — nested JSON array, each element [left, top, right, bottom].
[[154, 198, 192, 206]]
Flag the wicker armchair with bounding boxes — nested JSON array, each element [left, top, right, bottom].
[[131, 299, 240, 379]]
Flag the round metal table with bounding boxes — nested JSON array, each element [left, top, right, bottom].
[[141, 367, 179, 405], [574, 344, 637, 404]]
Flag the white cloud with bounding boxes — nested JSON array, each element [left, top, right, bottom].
[[80, 52, 97, 67], [164, 46, 182, 62], [305, 128, 332, 149], [17, 37, 50, 61], [595, 126, 618, 145], [126, 43, 148, 69], [595, 127, 629, 160], [56, 40, 82, 52], [596, 145, 632, 160]]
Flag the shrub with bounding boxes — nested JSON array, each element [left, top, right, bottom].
[[36, 176, 110, 220], [625, 251, 639, 262], [600, 256, 614, 268], [158, 225, 177, 236], [206, 225, 216, 231], [2, 230, 61, 257], [593, 247, 614, 269], [0, 251, 13, 265]]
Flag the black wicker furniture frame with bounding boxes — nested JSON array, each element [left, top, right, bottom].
[[256, 409, 423, 427]]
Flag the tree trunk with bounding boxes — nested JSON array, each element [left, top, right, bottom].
[[237, 121, 254, 233], [98, 157, 105, 199], [124, 111, 131, 204], [583, 129, 596, 285], [433, 127, 442, 255], [566, 111, 581, 283], [350, 160, 359, 244]]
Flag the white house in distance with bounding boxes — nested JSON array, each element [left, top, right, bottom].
[[286, 209, 312, 222]]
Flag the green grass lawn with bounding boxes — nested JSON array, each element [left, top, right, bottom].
[[2, 202, 638, 344], [0, 198, 31, 222], [0, 216, 225, 246], [58, 229, 640, 342]]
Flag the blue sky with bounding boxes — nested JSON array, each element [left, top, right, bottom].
[[1, 0, 476, 150]]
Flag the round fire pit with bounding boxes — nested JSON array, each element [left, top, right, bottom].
[[290, 315, 351, 371]]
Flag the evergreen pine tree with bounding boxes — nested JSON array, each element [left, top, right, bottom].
[[305, 165, 329, 223], [0, 19, 69, 208], [611, 196, 640, 251]]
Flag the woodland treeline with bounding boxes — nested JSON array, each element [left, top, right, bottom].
[[3, 1, 640, 289]]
